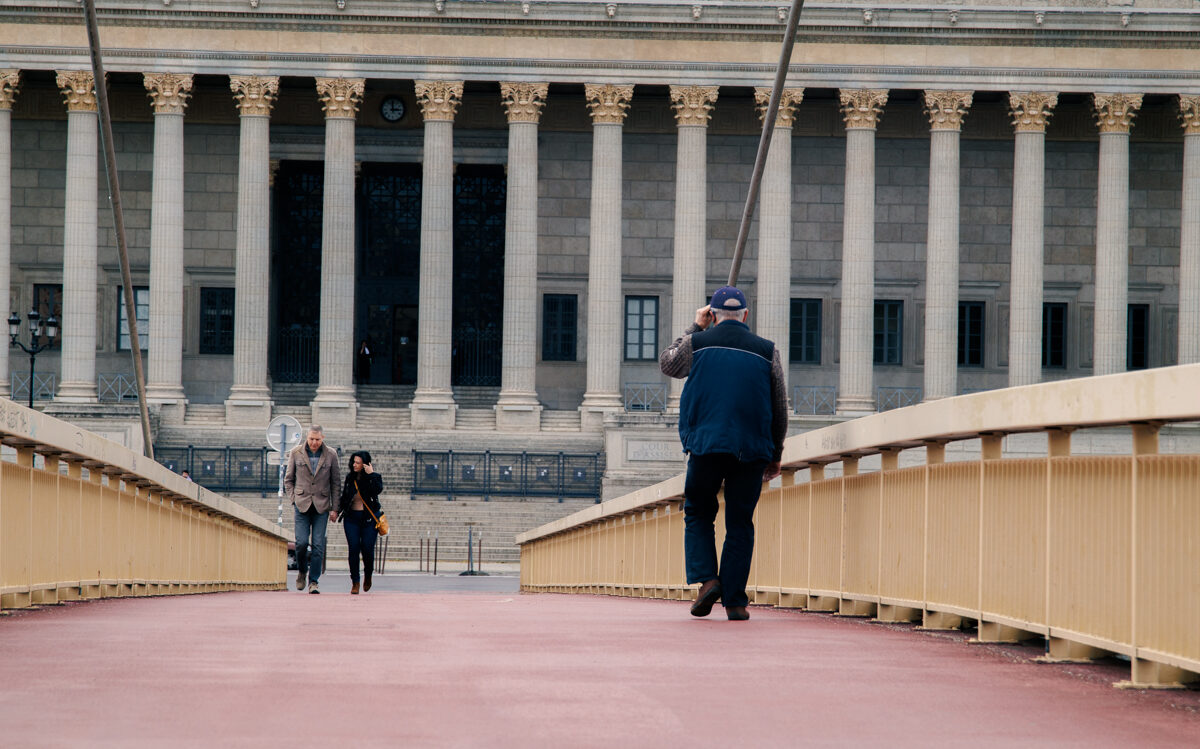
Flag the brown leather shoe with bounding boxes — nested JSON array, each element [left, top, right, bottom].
[[351, 582, 360, 595], [690, 579, 722, 617], [726, 606, 750, 621], [363, 574, 372, 593]]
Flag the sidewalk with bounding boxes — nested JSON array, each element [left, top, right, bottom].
[[2, 586, 1198, 747]]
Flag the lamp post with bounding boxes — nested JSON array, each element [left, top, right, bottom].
[[8, 310, 59, 408]]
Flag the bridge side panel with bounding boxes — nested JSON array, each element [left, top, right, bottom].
[[981, 459, 1048, 628]]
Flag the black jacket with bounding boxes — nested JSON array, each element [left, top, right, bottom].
[[339, 471, 384, 518]]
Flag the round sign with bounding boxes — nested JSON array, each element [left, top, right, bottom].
[[266, 415, 304, 452]]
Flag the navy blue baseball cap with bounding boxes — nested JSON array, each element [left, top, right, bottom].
[[709, 286, 747, 312]]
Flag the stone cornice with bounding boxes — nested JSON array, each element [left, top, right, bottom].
[[315, 77, 364, 119], [1094, 92, 1143, 134], [144, 72, 193, 115], [839, 89, 888, 130], [754, 87, 804, 127], [669, 85, 718, 127], [1009, 91, 1058, 133], [1178, 94, 1200, 135], [415, 80, 463, 121], [925, 90, 973, 131], [230, 75, 279, 117], [585, 84, 634, 124], [0, 69, 18, 110], [55, 70, 98, 113], [500, 82, 548, 124]]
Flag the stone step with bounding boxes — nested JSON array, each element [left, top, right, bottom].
[[540, 411, 581, 432]]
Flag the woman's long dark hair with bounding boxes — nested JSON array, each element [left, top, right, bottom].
[[347, 450, 372, 473]]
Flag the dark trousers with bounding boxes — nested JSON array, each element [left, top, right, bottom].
[[683, 452, 767, 609], [343, 510, 378, 584]]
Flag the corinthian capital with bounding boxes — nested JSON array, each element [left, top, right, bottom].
[[1178, 94, 1200, 135], [754, 87, 804, 127], [669, 85, 718, 127], [415, 80, 464, 122], [144, 73, 194, 115], [0, 70, 19, 110], [839, 89, 888, 130], [1094, 93, 1142, 134], [500, 82, 548, 124], [230, 75, 280, 117], [1009, 92, 1058, 133], [585, 83, 633, 124], [56, 70, 99, 112], [316, 77, 365, 119], [924, 90, 973, 131]]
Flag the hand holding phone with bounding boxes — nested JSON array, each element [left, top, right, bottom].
[[694, 305, 713, 329]]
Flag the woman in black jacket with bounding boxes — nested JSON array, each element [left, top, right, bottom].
[[339, 450, 384, 594]]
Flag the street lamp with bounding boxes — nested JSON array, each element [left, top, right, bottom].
[[8, 309, 59, 408]]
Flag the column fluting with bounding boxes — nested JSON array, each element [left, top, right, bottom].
[[225, 76, 279, 425], [1093, 93, 1142, 376], [836, 89, 887, 415], [144, 73, 193, 422], [667, 84, 718, 410], [923, 90, 972, 402], [1178, 95, 1200, 364], [579, 84, 633, 430], [54, 70, 100, 403], [0, 70, 17, 398], [410, 81, 464, 429], [1008, 92, 1057, 387]]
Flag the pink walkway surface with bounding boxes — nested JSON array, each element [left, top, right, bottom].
[[2, 588, 1199, 748]]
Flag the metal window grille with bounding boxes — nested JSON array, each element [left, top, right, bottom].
[[624, 296, 658, 361], [542, 294, 577, 362], [789, 298, 822, 365], [199, 287, 235, 355], [118, 286, 150, 351], [623, 383, 667, 412], [873, 300, 903, 365]]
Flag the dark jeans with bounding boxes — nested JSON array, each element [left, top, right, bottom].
[[343, 509, 378, 584], [683, 452, 767, 609], [294, 505, 328, 584]]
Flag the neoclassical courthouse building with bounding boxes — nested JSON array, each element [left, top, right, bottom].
[[1, 1, 1198, 484]]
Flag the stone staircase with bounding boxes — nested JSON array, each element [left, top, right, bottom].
[[455, 408, 496, 431], [183, 404, 226, 426], [357, 406, 412, 430], [453, 386, 500, 409], [356, 384, 416, 407], [540, 410, 581, 432], [271, 383, 316, 406]]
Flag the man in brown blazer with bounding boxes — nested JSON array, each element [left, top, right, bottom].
[[284, 425, 341, 594]]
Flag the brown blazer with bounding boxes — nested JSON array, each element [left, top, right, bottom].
[[284, 443, 341, 514]]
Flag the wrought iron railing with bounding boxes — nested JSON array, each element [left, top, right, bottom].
[[792, 385, 837, 415], [877, 386, 922, 411], [623, 382, 667, 412], [98, 373, 138, 402], [9, 373, 56, 402], [451, 327, 501, 386], [412, 450, 602, 501], [275, 325, 318, 383], [155, 446, 275, 494]]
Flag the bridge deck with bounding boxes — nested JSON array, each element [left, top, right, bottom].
[[2, 575, 1198, 747]]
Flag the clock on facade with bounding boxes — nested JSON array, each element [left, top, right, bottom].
[[380, 96, 406, 122]]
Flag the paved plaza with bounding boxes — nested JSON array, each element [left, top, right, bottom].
[[2, 575, 1199, 748]]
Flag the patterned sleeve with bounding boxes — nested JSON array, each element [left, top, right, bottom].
[[769, 347, 789, 462], [659, 323, 702, 379]]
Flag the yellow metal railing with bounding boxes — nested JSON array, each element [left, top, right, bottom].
[[518, 365, 1200, 688], [1, 398, 291, 610]]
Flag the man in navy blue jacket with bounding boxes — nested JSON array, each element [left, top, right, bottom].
[[660, 286, 788, 620]]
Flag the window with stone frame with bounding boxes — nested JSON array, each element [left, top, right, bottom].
[[789, 298, 821, 365], [199, 287, 235, 355], [1042, 302, 1067, 368], [624, 296, 658, 361], [1127, 303, 1150, 371], [873, 300, 903, 365], [33, 283, 62, 349], [117, 286, 150, 351], [958, 301, 985, 368], [542, 294, 577, 362]]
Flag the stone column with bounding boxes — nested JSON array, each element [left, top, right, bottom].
[[1093, 93, 1142, 376], [579, 84, 633, 431], [1008, 92, 1057, 387], [666, 84, 718, 411], [495, 82, 549, 431], [1177, 95, 1200, 364], [754, 87, 803, 392], [923, 90, 972, 401], [143, 73, 193, 424], [54, 71, 100, 404], [410, 81, 463, 430], [225, 75, 279, 425], [836, 89, 887, 416], [0, 71, 17, 398], [309, 77, 364, 427]]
